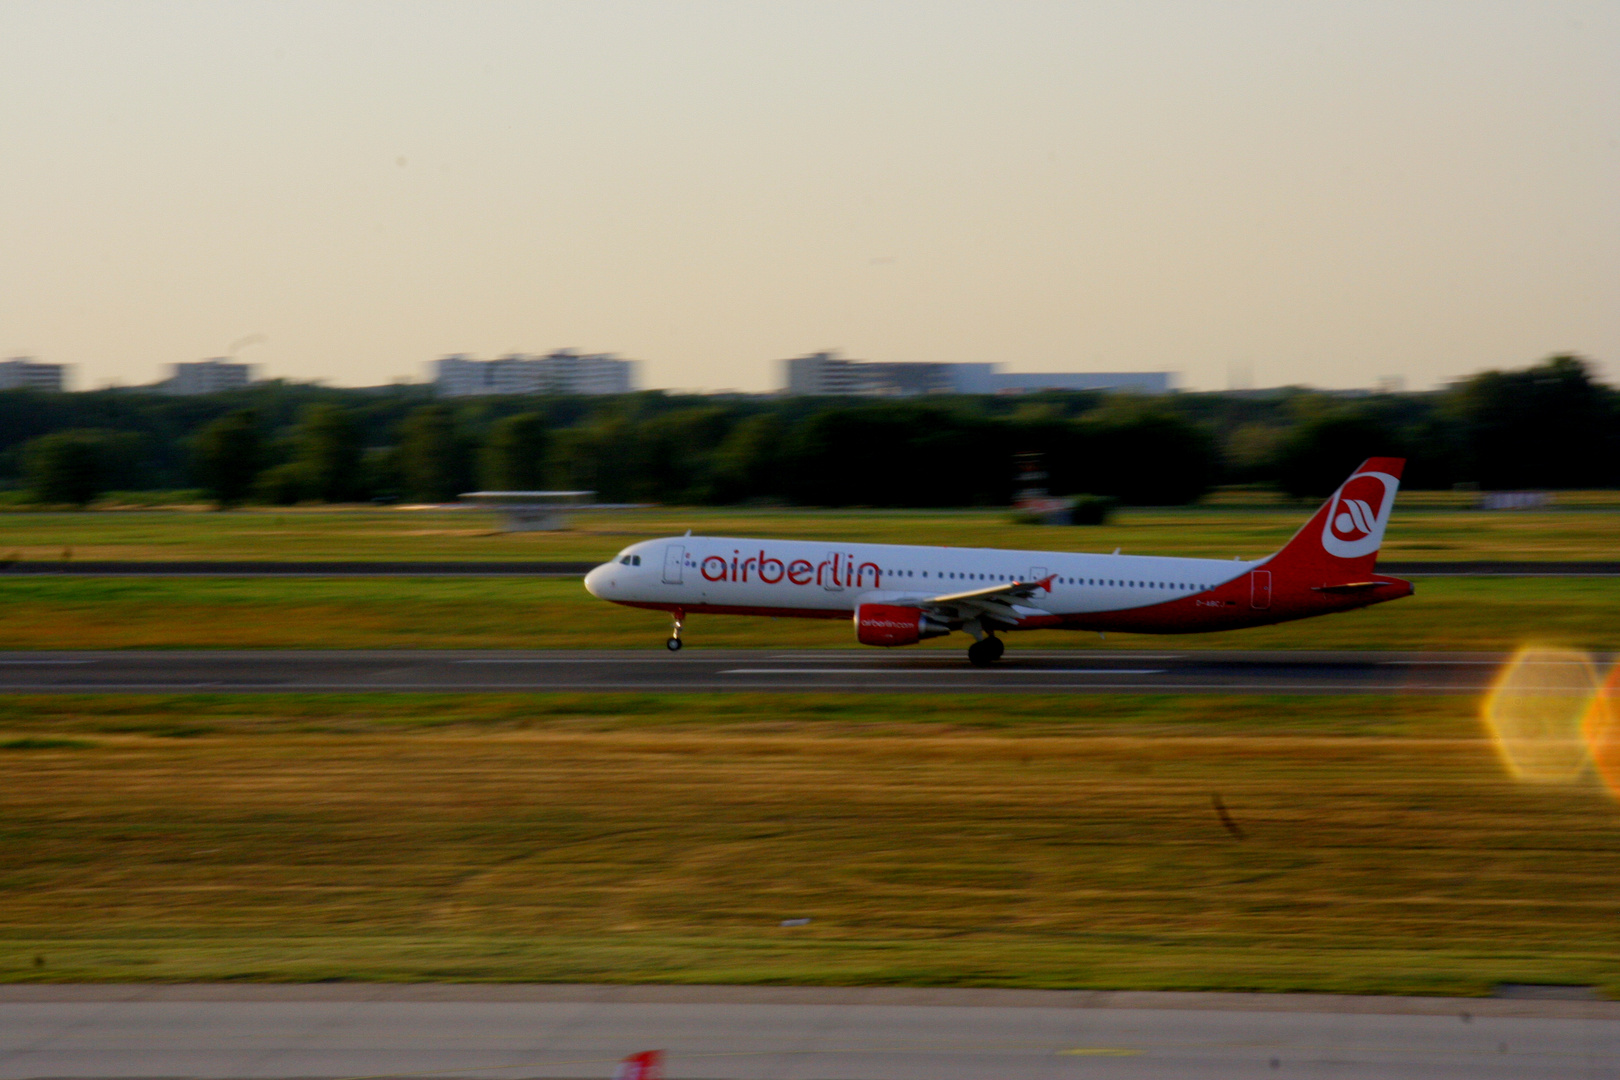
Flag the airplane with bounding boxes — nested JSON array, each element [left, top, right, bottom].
[[583, 457, 1412, 665]]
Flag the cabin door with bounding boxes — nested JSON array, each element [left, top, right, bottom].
[[824, 552, 844, 591], [1250, 570, 1272, 609], [662, 545, 685, 585]]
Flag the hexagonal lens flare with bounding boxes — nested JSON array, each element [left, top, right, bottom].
[[1482, 647, 1599, 783], [1584, 660, 1620, 800]]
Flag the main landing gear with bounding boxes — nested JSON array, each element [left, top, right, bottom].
[[967, 636, 1005, 667], [665, 609, 685, 652]]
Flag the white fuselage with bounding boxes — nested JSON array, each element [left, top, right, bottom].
[[584, 536, 1256, 620]]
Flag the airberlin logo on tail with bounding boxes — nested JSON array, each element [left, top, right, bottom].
[[1321, 470, 1399, 559], [1335, 496, 1377, 538]]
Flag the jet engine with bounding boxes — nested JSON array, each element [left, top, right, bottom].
[[854, 603, 949, 647]]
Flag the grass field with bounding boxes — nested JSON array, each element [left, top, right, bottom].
[[2, 692, 1618, 995], [2, 503, 1618, 563], [1, 575, 1617, 651]]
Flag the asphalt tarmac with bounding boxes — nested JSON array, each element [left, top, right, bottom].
[[4, 560, 1619, 576], [0, 648, 1573, 694], [3, 983, 1615, 1079]]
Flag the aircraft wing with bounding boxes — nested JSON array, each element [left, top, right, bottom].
[[925, 575, 1056, 605], [908, 575, 1057, 625]]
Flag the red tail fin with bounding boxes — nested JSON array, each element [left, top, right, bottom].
[[613, 1050, 664, 1080], [1262, 458, 1404, 581]]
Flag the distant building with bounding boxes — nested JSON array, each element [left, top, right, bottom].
[[434, 354, 544, 396], [982, 371, 1173, 394], [785, 352, 869, 395], [161, 359, 253, 395], [0, 357, 66, 392], [780, 352, 1171, 396], [785, 353, 965, 396], [540, 349, 637, 396], [433, 350, 636, 397]]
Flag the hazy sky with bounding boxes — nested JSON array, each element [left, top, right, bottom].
[[2, 1, 1616, 392]]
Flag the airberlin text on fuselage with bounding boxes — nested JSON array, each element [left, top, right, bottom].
[[699, 549, 879, 589]]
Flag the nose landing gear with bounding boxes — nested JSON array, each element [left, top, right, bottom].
[[967, 636, 1005, 667], [665, 609, 685, 652]]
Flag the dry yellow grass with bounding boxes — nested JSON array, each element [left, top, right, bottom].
[[2, 693, 1618, 995]]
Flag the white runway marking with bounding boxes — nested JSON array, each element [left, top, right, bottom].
[[455, 657, 691, 664], [765, 652, 1185, 661], [721, 668, 1168, 676]]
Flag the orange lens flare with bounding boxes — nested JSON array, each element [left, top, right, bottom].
[[1584, 662, 1620, 800], [1481, 647, 1599, 783]]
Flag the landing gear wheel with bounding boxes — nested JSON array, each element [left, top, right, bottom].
[[967, 637, 1004, 667], [666, 636, 683, 652]]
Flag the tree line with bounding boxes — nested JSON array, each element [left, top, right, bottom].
[[3, 355, 1615, 508]]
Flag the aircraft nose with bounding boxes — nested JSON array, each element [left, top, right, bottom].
[[583, 563, 612, 598]]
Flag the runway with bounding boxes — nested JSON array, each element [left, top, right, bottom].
[[3, 559, 1619, 576], [0, 648, 1565, 694], [3, 983, 1615, 1079]]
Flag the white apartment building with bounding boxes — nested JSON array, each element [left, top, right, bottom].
[[162, 359, 254, 395], [0, 357, 66, 392], [782, 352, 1172, 396], [433, 350, 637, 397]]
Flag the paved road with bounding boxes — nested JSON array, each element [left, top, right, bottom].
[[0, 560, 599, 577], [0, 648, 1581, 694], [3, 984, 1615, 1079], [4, 560, 1619, 576]]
